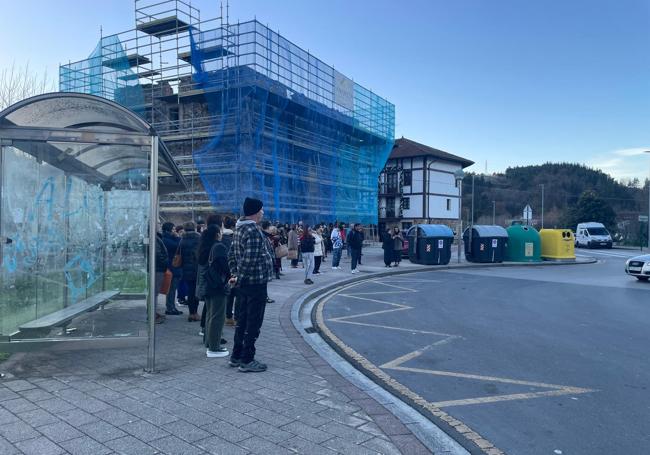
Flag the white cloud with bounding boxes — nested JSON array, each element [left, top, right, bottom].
[[587, 149, 650, 182], [613, 147, 650, 157]]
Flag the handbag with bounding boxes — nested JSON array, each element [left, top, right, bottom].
[[275, 244, 289, 258], [159, 269, 172, 295], [171, 242, 182, 268], [287, 249, 298, 260]]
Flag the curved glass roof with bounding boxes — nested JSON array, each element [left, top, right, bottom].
[[0, 92, 187, 193]]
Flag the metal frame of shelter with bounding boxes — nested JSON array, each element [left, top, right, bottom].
[[0, 92, 187, 372]]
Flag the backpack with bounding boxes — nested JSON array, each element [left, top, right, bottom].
[[205, 243, 229, 295]]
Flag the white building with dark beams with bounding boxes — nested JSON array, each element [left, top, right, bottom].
[[378, 138, 474, 231]]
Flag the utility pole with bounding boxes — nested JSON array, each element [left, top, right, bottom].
[[492, 200, 496, 225], [542, 183, 544, 229]]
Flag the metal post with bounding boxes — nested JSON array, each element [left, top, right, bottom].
[[542, 183, 544, 229], [643, 151, 650, 250], [469, 175, 474, 252], [457, 180, 463, 263], [146, 137, 159, 374], [492, 200, 496, 225]]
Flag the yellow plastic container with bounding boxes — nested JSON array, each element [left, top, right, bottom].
[[540, 229, 575, 260]]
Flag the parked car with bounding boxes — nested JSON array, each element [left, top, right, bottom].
[[575, 222, 613, 249], [625, 254, 650, 281]]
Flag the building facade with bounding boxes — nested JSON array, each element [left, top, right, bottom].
[[378, 138, 473, 231], [59, 0, 395, 225]]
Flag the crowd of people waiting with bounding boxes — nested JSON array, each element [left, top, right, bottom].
[[153, 197, 368, 372]]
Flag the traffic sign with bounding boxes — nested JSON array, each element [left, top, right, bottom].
[[523, 205, 533, 223], [639, 215, 649, 222]]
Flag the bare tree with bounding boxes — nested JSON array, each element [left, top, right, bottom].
[[0, 61, 56, 110]]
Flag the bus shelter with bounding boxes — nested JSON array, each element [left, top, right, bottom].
[[0, 93, 187, 372]]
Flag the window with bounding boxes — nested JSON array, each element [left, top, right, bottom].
[[446, 199, 452, 211], [386, 197, 396, 218], [403, 170, 412, 186], [386, 172, 398, 193], [401, 197, 410, 210]]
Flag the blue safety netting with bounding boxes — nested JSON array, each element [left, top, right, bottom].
[[188, 21, 395, 224], [60, 35, 144, 113]]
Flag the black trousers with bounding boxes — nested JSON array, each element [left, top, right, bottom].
[[313, 256, 322, 273], [232, 283, 267, 364], [186, 280, 198, 315]]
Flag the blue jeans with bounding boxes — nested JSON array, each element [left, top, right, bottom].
[[351, 248, 361, 270], [302, 252, 314, 279], [332, 248, 342, 267]]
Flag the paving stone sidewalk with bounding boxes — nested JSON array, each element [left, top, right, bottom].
[[0, 246, 433, 455]]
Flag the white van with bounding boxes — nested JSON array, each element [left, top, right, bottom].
[[575, 222, 613, 249]]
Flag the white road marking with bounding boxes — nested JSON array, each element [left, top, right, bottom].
[[319, 274, 598, 453], [331, 319, 459, 336]]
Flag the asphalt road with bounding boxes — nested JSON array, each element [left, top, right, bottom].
[[321, 249, 650, 455]]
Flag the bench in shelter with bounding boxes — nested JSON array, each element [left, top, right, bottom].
[[19, 290, 121, 335]]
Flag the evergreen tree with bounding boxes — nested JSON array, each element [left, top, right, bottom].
[[563, 190, 617, 231]]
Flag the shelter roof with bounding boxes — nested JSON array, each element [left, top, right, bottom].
[[0, 92, 187, 193]]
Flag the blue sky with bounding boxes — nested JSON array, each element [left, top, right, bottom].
[[1, 0, 649, 181]]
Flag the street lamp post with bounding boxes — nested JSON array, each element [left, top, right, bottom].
[[454, 169, 465, 263], [643, 151, 650, 250], [492, 200, 496, 225], [469, 174, 475, 253]]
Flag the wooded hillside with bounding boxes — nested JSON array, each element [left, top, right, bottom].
[[461, 163, 648, 243]]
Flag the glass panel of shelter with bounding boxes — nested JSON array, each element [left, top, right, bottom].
[[0, 140, 152, 342]]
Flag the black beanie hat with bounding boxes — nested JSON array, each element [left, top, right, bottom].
[[243, 197, 263, 216]]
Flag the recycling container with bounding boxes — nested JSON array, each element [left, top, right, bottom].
[[540, 229, 575, 260], [505, 223, 542, 262], [406, 224, 454, 265], [463, 225, 508, 263]]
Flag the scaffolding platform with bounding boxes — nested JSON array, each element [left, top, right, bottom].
[[103, 53, 151, 69], [136, 16, 190, 37], [178, 45, 232, 63], [118, 70, 161, 81]]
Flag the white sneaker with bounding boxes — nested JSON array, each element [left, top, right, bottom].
[[198, 330, 204, 337], [351, 269, 358, 274], [207, 348, 229, 358]]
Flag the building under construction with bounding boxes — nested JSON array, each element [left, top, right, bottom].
[[59, 0, 395, 224]]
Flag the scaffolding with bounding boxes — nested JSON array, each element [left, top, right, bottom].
[[60, 0, 395, 224]]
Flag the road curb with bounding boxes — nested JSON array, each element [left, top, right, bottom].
[[290, 258, 595, 454]]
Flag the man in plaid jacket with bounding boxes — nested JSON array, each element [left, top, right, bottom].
[[227, 197, 274, 373]]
